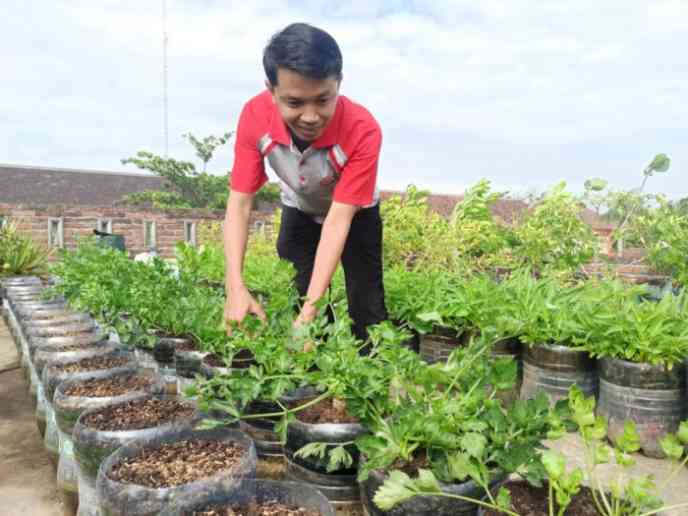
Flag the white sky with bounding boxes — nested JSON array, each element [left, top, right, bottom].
[[1, 1, 687, 197]]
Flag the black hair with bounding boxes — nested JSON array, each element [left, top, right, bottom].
[[263, 23, 343, 85]]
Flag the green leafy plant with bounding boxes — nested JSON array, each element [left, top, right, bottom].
[[540, 385, 688, 516], [0, 219, 52, 276], [515, 182, 596, 271]]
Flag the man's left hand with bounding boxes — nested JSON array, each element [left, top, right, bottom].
[[294, 302, 318, 329]]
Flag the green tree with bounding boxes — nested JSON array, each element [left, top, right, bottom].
[[121, 131, 232, 210]]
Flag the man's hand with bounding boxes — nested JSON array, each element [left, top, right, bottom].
[[293, 302, 318, 329], [224, 287, 266, 335]]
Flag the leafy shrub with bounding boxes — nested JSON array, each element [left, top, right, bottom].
[[515, 182, 596, 271], [0, 219, 51, 277]]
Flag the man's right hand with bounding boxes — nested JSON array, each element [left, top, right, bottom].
[[224, 287, 266, 334]]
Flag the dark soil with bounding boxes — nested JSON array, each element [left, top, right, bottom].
[[296, 398, 358, 424], [53, 355, 129, 373], [81, 398, 195, 431], [192, 502, 320, 515], [482, 481, 601, 516], [390, 451, 431, 477], [62, 374, 153, 397], [204, 354, 228, 368], [176, 340, 199, 352], [107, 439, 245, 488], [41, 343, 94, 353]]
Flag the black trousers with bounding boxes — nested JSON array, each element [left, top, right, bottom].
[[276, 204, 388, 342]]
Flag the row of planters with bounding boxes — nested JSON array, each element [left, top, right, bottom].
[[1, 276, 335, 516], [19, 241, 688, 515], [385, 267, 688, 459]]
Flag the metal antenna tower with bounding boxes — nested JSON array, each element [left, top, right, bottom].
[[162, 0, 169, 157]]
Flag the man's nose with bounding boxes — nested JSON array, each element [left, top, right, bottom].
[[300, 106, 319, 124]]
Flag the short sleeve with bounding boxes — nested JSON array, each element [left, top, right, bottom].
[[229, 101, 267, 194], [332, 123, 381, 206]]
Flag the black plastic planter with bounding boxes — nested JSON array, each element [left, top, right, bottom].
[[598, 357, 686, 458], [285, 413, 366, 506], [521, 343, 597, 403], [360, 465, 503, 516], [419, 326, 472, 364], [96, 427, 256, 516], [491, 338, 523, 405], [239, 386, 320, 458], [165, 479, 335, 516]]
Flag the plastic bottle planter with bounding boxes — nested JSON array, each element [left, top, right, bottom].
[[57, 429, 79, 515], [285, 415, 366, 507], [72, 396, 200, 485], [166, 479, 335, 516], [153, 337, 190, 395], [174, 342, 208, 393], [41, 350, 138, 403], [491, 338, 523, 406], [53, 372, 167, 437], [419, 326, 472, 364], [597, 358, 686, 458], [44, 405, 61, 469], [13, 301, 68, 320], [360, 462, 504, 516], [521, 343, 597, 404], [134, 347, 157, 374], [239, 387, 320, 459], [96, 427, 257, 516], [25, 320, 97, 339]]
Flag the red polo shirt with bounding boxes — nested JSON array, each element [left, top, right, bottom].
[[230, 90, 381, 215]]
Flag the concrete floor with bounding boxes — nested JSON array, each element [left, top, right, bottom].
[[1, 314, 688, 515], [0, 320, 62, 516]]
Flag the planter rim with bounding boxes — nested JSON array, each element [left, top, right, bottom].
[[288, 417, 365, 433], [528, 342, 588, 354], [600, 356, 683, 370]]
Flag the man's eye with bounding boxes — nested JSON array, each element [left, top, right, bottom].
[[317, 98, 329, 105], [287, 101, 302, 108]]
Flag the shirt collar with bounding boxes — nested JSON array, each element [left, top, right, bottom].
[[268, 95, 344, 149]]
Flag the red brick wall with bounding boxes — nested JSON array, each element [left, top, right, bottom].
[[0, 203, 275, 259]]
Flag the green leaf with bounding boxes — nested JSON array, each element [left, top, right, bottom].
[[447, 452, 480, 482], [461, 432, 487, 459], [417, 311, 443, 324], [617, 421, 641, 454], [373, 471, 416, 510], [584, 178, 608, 191], [677, 421, 688, 445], [416, 469, 442, 493], [648, 153, 670, 173], [294, 442, 328, 461], [327, 445, 354, 473], [496, 487, 512, 511], [541, 450, 566, 480], [660, 434, 684, 461], [593, 443, 612, 465]]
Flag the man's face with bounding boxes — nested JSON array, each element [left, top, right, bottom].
[[268, 68, 340, 143]]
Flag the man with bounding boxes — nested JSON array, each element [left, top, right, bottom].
[[224, 22, 387, 342]]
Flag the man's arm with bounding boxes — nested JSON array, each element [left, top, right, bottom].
[[296, 201, 359, 324], [224, 190, 265, 329]]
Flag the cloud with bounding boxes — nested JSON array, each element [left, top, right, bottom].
[[1, 0, 686, 198]]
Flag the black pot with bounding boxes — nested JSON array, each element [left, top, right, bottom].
[[360, 464, 503, 516], [285, 410, 366, 505], [521, 343, 597, 404], [598, 357, 686, 458], [419, 326, 472, 364]]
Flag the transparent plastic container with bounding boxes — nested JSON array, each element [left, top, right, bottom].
[[54, 371, 166, 435], [166, 479, 335, 516], [57, 429, 79, 515], [73, 395, 199, 484], [96, 427, 257, 516]]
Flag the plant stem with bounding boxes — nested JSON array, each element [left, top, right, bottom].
[[639, 501, 688, 516], [239, 391, 331, 421], [418, 491, 520, 516], [549, 482, 555, 516], [658, 453, 688, 492]]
